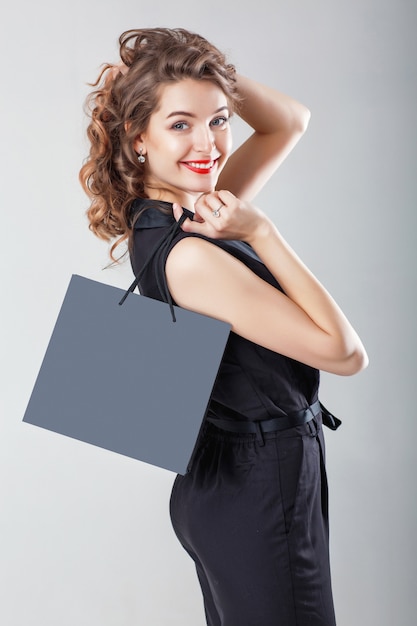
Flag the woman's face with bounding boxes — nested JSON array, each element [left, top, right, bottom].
[[135, 78, 232, 209]]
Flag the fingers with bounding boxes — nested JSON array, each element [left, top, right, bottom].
[[217, 189, 236, 207], [195, 190, 235, 215], [172, 203, 202, 234], [193, 192, 232, 236], [172, 192, 240, 238]]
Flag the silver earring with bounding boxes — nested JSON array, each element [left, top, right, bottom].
[[138, 148, 146, 164]]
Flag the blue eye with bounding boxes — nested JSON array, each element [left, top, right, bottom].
[[211, 116, 228, 127], [172, 121, 189, 130]]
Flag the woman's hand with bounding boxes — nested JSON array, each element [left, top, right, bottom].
[[173, 190, 272, 244]]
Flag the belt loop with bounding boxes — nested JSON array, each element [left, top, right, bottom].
[[306, 408, 318, 437], [255, 421, 265, 446]]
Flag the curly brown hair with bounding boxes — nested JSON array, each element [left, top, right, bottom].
[[79, 28, 240, 260]]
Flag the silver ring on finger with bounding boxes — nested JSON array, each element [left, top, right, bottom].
[[212, 203, 223, 218]]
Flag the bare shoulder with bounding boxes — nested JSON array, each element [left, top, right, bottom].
[[166, 235, 220, 272], [165, 235, 291, 338], [166, 236, 256, 310], [166, 236, 244, 276]]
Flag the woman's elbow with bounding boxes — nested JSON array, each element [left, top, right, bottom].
[[299, 106, 311, 133], [292, 105, 311, 135], [338, 345, 369, 376], [321, 333, 369, 376]]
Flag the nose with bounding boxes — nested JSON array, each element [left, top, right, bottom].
[[193, 125, 215, 153]]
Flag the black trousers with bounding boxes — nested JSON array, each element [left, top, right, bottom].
[[170, 414, 336, 626]]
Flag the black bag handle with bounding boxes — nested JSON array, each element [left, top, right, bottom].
[[118, 211, 189, 321]]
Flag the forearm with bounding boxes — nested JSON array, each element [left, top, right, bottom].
[[235, 74, 311, 135], [218, 76, 311, 200], [247, 219, 368, 372]]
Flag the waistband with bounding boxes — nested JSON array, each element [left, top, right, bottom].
[[206, 399, 321, 446]]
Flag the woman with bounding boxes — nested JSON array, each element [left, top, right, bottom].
[[80, 28, 368, 626]]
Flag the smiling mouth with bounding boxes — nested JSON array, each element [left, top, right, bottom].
[[181, 159, 218, 174]]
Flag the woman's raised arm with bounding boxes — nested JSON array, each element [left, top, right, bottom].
[[217, 75, 311, 201]]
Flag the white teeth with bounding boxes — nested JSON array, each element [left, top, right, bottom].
[[188, 161, 214, 169]]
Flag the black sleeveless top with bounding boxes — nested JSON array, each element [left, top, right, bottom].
[[129, 198, 320, 424]]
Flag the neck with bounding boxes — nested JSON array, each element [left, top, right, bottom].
[[144, 184, 213, 213]]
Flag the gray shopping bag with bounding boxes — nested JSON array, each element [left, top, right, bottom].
[[23, 274, 230, 474]]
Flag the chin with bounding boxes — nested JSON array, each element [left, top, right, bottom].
[[192, 175, 220, 193]]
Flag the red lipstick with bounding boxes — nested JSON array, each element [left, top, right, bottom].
[[181, 159, 217, 174]]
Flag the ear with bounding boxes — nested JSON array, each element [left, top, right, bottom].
[[124, 122, 146, 155], [133, 134, 146, 155]]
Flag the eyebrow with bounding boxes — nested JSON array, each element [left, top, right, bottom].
[[166, 106, 229, 119]]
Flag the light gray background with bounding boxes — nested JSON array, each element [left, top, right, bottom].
[[1, 1, 415, 624]]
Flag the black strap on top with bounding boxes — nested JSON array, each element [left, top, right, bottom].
[[118, 211, 190, 322]]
